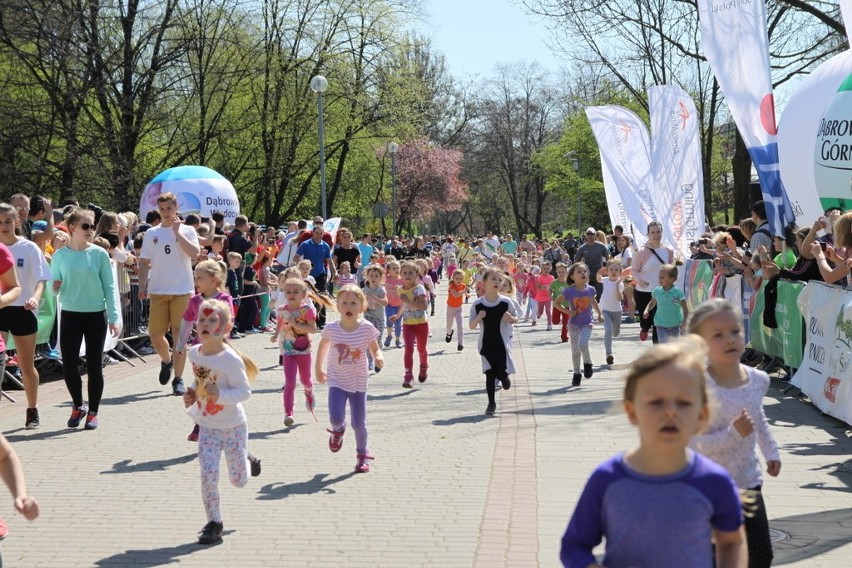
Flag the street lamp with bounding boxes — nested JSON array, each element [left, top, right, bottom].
[[310, 75, 329, 219], [388, 141, 399, 236], [565, 151, 581, 234]]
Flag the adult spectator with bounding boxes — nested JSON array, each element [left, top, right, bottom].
[[387, 236, 406, 259], [333, 228, 361, 276], [631, 221, 675, 343], [276, 220, 305, 268], [749, 200, 773, 252], [762, 226, 822, 283], [457, 238, 474, 263], [500, 233, 518, 256], [227, 215, 259, 257], [144, 209, 161, 226], [543, 240, 564, 271], [0, 204, 49, 429], [26, 195, 54, 247], [297, 216, 334, 247], [138, 192, 200, 396], [52, 208, 120, 430], [294, 224, 333, 327], [809, 211, 852, 284], [408, 236, 430, 259], [356, 233, 374, 280], [574, 227, 610, 299], [518, 234, 536, 255], [483, 231, 500, 260]]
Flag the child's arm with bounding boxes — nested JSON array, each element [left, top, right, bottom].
[[315, 336, 330, 384], [0, 434, 39, 521], [271, 310, 284, 343], [469, 306, 485, 330], [591, 297, 603, 322], [616, 281, 624, 303], [679, 299, 689, 331], [643, 298, 657, 318], [714, 526, 747, 568], [368, 339, 383, 371], [175, 315, 194, 353]]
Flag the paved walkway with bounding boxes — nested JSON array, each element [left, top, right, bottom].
[[0, 284, 851, 566]]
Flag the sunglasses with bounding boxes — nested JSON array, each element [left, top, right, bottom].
[[78, 223, 95, 231]]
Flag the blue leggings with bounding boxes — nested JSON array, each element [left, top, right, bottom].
[[328, 386, 368, 454], [384, 305, 402, 337]]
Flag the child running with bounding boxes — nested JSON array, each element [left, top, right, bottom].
[[557, 262, 602, 386], [470, 267, 518, 415], [523, 266, 540, 321], [362, 264, 388, 370], [688, 299, 781, 568], [182, 299, 261, 545], [391, 260, 429, 387], [598, 260, 625, 366], [445, 268, 467, 351], [335, 261, 357, 289], [416, 258, 436, 317], [176, 260, 236, 442], [315, 285, 383, 473], [550, 262, 571, 342], [643, 263, 688, 343], [383, 260, 404, 349], [533, 261, 554, 329], [271, 277, 318, 427], [560, 337, 746, 568]]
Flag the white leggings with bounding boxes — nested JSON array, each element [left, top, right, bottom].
[[445, 305, 464, 346], [198, 423, 249, 522]]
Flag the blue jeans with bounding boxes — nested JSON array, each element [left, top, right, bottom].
[[656, 325, 682, 343], [603, 310, 622, 355]]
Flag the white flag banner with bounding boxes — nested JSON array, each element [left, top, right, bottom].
[[649, 85, 705, 258], [698, 0, 795, 236], [791, 282, 852, 426], [600, 155, 648, 250], [585, 106, 657, 243]]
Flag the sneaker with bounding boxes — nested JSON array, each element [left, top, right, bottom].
[[623, 316, 636, 324], [248, 454, 261, 477], [45, 348, 61, 360], [445, 330, 454, 343], [0, 516, 7, 540], [229, 330, 242, 340], [606, 354, 614, 365], [457, 344, 464, 352], [305, 390, 316, 413], [546, 324, 553, 331], [187, 424, 199, 442], [137, 346, 155, 355], [561, 337, 569, 343], [418, 367, 428, 383], [384, 335, 392, 348], [402, 376, 413, 388], [67, 403, 88, 428], [395, 338, 402, 348], [84, 412, 99, 430], [584, 363, 594, 378], [284, 415, 295, 427], [327, 428, 345, 452], [158, 360, 173, 385], [500, 375, 511, 390], [198, 521, 224, 545], [172, 377, 186, 396], [639, 329, 649, 342], [531, 320, 537, 326], [355, 453, 374, 473], [572, 373, 582, 386], [25, 407, 40, 430], [485, 402, 496, 415]]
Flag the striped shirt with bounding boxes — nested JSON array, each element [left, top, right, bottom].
[[322, 319, 380, 393]]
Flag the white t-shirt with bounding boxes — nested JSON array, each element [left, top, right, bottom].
[[276, 231, 300, 267], [321, 319, 379, 393], [139, 224, 198, 294], [187, 345, 251, 430], [483, 237, 500, 259], [8, 238, 52, 306], [599, 278, 625, 313]]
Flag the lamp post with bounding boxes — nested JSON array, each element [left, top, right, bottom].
[[310, 75, 329, 219], [388, 141, 399, 236], [565, 151, 581, 233]]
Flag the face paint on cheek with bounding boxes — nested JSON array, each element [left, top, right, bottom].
[[212, 312, 228, 337]]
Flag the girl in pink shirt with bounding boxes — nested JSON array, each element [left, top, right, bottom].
[[315, 285, 383, 473], [533, 262, 555, 329], [383, 260, 404, 348]]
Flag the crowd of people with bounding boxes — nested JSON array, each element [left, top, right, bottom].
[[0, 189, 849, 561]]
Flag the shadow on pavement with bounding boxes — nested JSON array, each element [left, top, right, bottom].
[[250, 426, 300, 439], [101, 453, 196, 474], [256, 471, 357, 500], [771, 507, 852, 564], [431, 413, 493, 426], [5, 428, 72, 443], [367, 390, 417, 401], [99, 390, 168, 405], [513, 400, 614, 417], [529, 386, 573, 396], [456, 389, 486, 397], [94, 538, 230, 566]]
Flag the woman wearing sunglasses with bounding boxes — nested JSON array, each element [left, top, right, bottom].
[[51, 208, 121, 430]]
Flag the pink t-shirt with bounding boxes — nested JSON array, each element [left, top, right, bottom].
[[321, 319, 380, 393], [183, 292, 235, 322], [534, 274, 555, 303], [385, 276, 403, 307], [0, 244, 13, 352]]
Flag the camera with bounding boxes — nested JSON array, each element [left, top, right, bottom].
[[88, 202, 103, 223], [698, 238, 709, 246]]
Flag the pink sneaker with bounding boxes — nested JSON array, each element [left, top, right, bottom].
[[327, 428, 345, 453], [355, 453, 374, 473]]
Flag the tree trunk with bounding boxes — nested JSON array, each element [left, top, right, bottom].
[[732, 131, 753, 223]]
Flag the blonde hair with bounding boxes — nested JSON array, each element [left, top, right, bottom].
[[399, 260, 419, 277], [336, 284, 367, 310], [227, 251, 242, 263], [687, 298, 742, 335], [363, 264, 385, 281], [712, 231, 731, 248], [834, 212, 852, 249], [623, 335, 709, 405], [195, 259, 227, 290], [297, 259, 312, 271], [414, 258, 429, 276], [282, 277, 307, 294], [500, 274, 515, 295], [659, 263, 678, 279], [196, 299, 258, 383], [279, 267, 301, 281], [385, 259, 400, 271]]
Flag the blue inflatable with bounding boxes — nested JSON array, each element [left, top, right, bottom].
[[140, 165, 240, 224]]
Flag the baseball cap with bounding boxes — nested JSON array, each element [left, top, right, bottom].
[[585, 227, 596, 235], [32, 220, 49, 233]]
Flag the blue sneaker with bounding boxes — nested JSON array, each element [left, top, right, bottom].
[[67, 403, 88, 428], [45, 349, 61, 360], [383, 335, 392, 348]]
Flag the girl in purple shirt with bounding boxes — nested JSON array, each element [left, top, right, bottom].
[[556, 263, 602, 386]]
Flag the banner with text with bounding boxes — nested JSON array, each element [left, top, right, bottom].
[[649, 85, 705, 258], [791, 282, 852, 425]]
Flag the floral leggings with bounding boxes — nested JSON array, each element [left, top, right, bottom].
[[198, 423, 249, 522], [569, 324, 593, 373]]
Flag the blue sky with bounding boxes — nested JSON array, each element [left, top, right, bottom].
[[421, 0, 561, 79]]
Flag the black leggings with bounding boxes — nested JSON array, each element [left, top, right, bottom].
[[745, 486, 773, 568], [633, 290, 659, 343], [60, 310, 107, 413], [485, 369, 507, 405]]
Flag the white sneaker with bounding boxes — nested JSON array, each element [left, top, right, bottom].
[[284, 415, 295, 427]]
